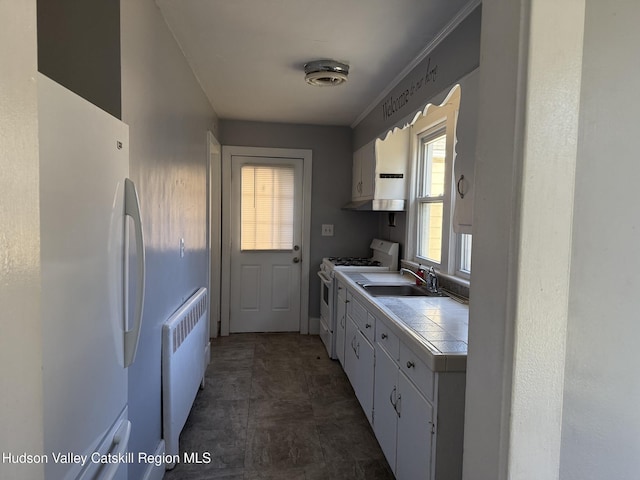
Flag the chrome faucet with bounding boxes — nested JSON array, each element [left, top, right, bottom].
[[400, 267, 439, 293], [426, 266, 438, 293], [400, 268, 427, 285]]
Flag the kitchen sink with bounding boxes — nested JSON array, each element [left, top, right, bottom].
[[358, 283, 447, 297]]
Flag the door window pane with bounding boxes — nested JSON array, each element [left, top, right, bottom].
[[241, 165, 294, 250]]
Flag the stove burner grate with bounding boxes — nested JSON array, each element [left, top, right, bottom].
[[327, 257, 382, 267]]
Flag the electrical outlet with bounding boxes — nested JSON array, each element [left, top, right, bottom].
[[321, 224, 334, 236]]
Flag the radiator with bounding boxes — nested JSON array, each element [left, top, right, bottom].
[[162, 287, 210, 469]]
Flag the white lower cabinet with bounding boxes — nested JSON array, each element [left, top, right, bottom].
[[396, 372, 434, 480], [345, 315, 375, 424], [339, 282, 465, 480], [344, 315, 358, 384], [374, 342, 434, 480], [373, 344, 400, 469]]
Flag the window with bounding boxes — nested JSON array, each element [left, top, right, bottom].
[[240, 164, 294, 250], [458, 234, 472, 275], [416, 128, 447, 264], [408, 85, 471, 278]]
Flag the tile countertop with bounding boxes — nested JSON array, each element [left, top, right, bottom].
[[336, 271, 469, 372]]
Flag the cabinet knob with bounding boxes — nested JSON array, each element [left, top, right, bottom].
[[406, 360, 415, 369], [365, 323, 371, 329], [381, 333, 388, 339]]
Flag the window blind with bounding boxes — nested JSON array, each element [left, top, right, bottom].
[[241, 165, 295, 250]]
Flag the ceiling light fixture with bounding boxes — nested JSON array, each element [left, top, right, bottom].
[[304, 60, 349, 87]]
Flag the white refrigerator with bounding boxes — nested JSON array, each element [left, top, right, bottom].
[[38, 73, 145, 480]]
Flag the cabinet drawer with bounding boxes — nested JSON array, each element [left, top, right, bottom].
[[348, 294, 368, 328], [337, 281, 347, 301], [400, 342, 434, 402], [376, 320, 399, 361], [361, 312, 375, 343]]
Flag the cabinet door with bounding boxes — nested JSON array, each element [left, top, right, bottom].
[[452, 71, 479, 233], [352, 141, 375, 200], [373, 128, 410, 200], [335, 288, 347, 367], [396, 372, 434, 480], [373, 343, 399, 471], [344, 316, 359, 387], [360, 141, 375, 199], [352, 147, 363, 199], [354, 328, 375, 424]]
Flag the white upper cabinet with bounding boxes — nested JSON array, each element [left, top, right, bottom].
[[350, 128, 410, 210], [452, 70, 479, 234], [374, 128, 410, 201], [352, 140, 375, 200]]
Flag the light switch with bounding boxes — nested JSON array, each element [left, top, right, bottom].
[[180, 238, 185, 258], [321, 224, 334, 236]]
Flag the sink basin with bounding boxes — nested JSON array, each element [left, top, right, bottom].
[[359, 283, 447, 297]]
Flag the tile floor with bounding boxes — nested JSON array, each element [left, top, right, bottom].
[[164, 333, 395, 480]]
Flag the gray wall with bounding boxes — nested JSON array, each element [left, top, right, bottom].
[[121, 1, 218, 477], [349, 8, 481, 254], [220, 120, 379, 318], [353, 5, 481, 150], [372, 69, 480, 254], [37, 0, 121, 118], [378, 212, 407, 258]]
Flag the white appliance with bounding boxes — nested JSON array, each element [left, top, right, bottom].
[[38, 74, 145, 480], [317, 239, 399, 358]]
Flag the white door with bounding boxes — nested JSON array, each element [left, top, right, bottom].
[[229, 155, 303, 332]]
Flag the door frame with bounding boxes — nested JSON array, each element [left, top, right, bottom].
[[207, 131, 221, 337], [221, 145, 312, 336]]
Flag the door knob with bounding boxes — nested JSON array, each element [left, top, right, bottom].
[[293, 257, 300, 263]]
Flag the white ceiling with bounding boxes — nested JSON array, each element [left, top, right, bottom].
[[156, 0, 473, 127]]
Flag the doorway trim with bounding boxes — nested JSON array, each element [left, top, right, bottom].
[[221, 145, 312, 336], [207, 131, 221, 338]]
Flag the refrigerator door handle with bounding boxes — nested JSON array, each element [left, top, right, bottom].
[[124, 178, 146, 368]]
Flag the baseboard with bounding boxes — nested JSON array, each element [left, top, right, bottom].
[[141, 439, 166, 480], [308, 316, 320, 335]]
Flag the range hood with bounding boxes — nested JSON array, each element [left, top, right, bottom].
[[343, 127, 410, 212]]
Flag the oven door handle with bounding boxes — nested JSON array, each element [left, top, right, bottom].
[[317, 271, 332, 286]]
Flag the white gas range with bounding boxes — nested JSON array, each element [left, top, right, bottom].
[[317, 239, 399, 358]]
